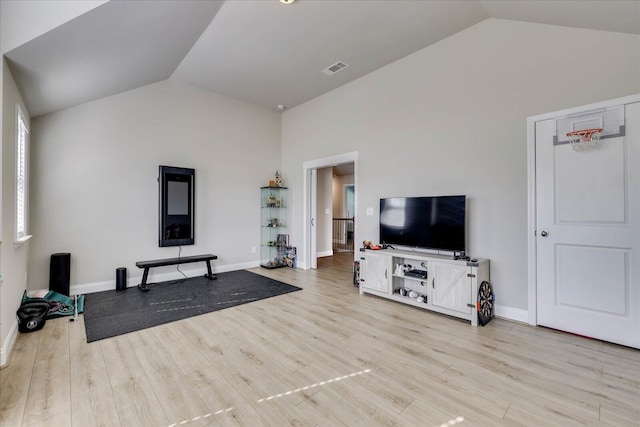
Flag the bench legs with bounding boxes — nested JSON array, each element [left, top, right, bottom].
[[138, 261, 216, 292], [138, 268, 150, 292], [204, 260, 217, 281]]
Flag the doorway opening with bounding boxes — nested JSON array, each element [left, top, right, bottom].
[[302, 152, 358, 271], [332, 167, 355, 254]]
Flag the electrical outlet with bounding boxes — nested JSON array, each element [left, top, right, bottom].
[[251, 246, 257, 254]]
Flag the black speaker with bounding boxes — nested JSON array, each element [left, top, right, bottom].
[[116, 267, 127, 291], [49, 253, 70, 296]]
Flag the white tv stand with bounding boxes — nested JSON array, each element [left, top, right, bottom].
[[359, 248, 490, 326]]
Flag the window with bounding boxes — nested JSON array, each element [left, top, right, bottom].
[[16, 105, 30, 243]]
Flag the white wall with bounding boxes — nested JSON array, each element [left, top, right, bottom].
[[332, 173, 354, 218], [0, 0, 107, 54], [316, 167, 333, 256], [1, 60, 31, 366], [0, 59, 3, 240], [281, 19, 640, 313], [30, 80, 281, 290]]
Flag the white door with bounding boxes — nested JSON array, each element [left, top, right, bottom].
[[310, 168, 318, 269], [535, 101, 639, 348]]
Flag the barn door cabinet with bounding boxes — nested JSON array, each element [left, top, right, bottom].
[[359, 248, 489, 326], [358, 250, 392, 294]]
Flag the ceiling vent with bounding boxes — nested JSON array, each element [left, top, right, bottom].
[[322, 61, 349, 76]]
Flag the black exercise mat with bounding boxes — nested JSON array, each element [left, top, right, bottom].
[[83, 270, 301, 342]]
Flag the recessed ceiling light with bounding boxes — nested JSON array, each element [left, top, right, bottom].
[[277, 105, 286, 110], [280, 0, 296, 4]]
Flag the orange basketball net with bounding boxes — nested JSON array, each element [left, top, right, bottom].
[[566, 128, 603, 151]]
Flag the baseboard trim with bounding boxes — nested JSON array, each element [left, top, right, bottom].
[[67, 262, 531, 323], [70, 260, 261, 295], [495, 304, 528, 324], [0, 319, 19, 368], [317, 250, 333, 258]]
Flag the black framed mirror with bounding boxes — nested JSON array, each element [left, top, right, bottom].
[[159, 165, 195, 247]]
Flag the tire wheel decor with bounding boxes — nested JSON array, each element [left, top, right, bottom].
[[353, 261, 360, 287], [477, 280, 494, 326]]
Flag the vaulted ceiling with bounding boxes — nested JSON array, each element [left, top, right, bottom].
[[5, 0, 639, 118]]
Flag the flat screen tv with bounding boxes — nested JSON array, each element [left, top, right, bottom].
[[379, 195, 466, 252]]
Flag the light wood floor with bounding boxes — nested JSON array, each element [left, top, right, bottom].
[[2, 252, 639, 426]]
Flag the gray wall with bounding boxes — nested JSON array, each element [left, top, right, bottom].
[[1, 60, 31, 364], [9, 17, 640, 334], [281, 19, 640, 314], [332, 174, 354, 218], [29, 80, 281, 289]]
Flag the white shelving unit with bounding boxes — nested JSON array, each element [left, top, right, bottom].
[[260, 186, 288, 269]]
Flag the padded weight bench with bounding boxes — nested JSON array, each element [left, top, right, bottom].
[[136, 254, 217, 292]]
